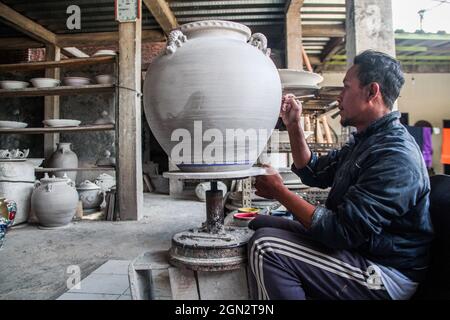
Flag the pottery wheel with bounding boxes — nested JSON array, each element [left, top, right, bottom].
[[164, 167, 266, 271]]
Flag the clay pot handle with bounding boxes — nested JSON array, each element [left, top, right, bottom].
[[45, 184, 53, 192], [249, 33, 271, 57], [165, 30, 188, 55], [34, 180, 41, 189], [67, 180, 76, 188]]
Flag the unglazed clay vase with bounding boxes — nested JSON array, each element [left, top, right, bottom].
[[0, 160, 35, 225], [47, 143, 78, 182], [31, 174, 78, 228], [143, 20, 282, 172]]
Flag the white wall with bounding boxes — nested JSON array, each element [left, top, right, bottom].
[[321, 72, 450, 174]]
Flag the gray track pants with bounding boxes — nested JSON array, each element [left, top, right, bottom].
[[247, 215, 391, 300]]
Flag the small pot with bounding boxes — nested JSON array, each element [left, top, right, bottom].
[[94, 173, 116, 192], [95, 74, 114, 85], [77, 180, 103, 212], [30, 78, 60, 88]]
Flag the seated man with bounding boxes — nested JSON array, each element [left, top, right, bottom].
[[248, 50, 433, 300]]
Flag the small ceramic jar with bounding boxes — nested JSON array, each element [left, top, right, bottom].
[[94, 173, 116, 192], [77, 180, 103, 212]]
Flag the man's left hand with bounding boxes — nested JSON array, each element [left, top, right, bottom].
[[254, 165, 288, 200]]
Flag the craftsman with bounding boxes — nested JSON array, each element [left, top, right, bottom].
[[248, 50, 434, 300]]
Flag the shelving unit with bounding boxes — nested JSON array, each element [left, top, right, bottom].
[[0, 56, 118, 179]]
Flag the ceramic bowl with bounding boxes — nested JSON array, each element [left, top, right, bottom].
[[0, 80, 29, 90], [30, 78, 60, 88], [43, 119, 81, 127], [64, 77, 90, 86], [95, 74, 114, 85], [0, 121, 28, 128], [26, 158, 45, 167]]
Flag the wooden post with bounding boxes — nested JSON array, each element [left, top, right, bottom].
[[44, 44, 60, 158], [117, 11, 144, 220], [285, 1, 304, 69], [321, 117, 333, 143]]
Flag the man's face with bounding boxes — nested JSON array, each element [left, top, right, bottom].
[[337, 65, 367, 127]]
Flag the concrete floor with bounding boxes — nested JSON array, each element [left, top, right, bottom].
[[0, 193, 205, 300]]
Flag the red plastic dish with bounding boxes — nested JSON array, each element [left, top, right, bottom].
[[233, 212, 258, 220]]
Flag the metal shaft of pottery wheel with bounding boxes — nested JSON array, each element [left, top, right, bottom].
[[163, 167, 265, 272]]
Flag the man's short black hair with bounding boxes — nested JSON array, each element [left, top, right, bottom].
[[354, 50, 405, 110]]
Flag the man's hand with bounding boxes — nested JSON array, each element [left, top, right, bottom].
[[280, 94, 303, 128], [254, 165, 288, 200]]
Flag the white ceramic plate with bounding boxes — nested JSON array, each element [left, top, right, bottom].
[[0, 120, 28, 128], [43, 119, 81, 127], [278, 69, 324, 87], [0, 80, 29, 89], [93, 50, 117, 56]]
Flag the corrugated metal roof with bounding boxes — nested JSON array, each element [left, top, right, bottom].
[[0, 0, 448, 70]]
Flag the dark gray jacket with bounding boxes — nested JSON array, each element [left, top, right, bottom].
[[292, 111, 434, 281]]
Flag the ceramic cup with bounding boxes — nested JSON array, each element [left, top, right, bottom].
[[0, 150, 10, 158], [9, 149, 24, 159]]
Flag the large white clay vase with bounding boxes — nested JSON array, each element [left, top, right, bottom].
[[143, 20, 282, 172]]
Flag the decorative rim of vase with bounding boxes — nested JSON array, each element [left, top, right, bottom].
[[180, 20, 251, 39]]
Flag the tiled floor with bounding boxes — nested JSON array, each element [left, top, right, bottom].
[[57, 260, 132, 300]]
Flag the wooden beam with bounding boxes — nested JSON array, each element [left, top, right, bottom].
[[143, 0, 178, 34], [117, 10, 144, 220], [0, 56, 115, 72], [61, 47, 89, 58], [56, 30, 165, 47], [44, 44, 60, 159], [0, 2, 56, 44], [285, 0, 304, 69], [302, 24, 345, 37], [0, 84, 115, 97], [0, 37, 44, 49], [315, 37, 344, 72]]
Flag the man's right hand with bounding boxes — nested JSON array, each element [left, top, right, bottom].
[[280, 94, 303, 128]]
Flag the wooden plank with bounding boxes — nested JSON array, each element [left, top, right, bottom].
[[0, 124, 115, 134], [61, 47, 90, 58], [44, 44, 60, 159], [0, 36, 44, 49], [0, 84, 115, 97], [57, 30, 165, 47], [302, 24, 345, 37], [0, 2, 56, 44], [168, 267, 199, 300], [0, 56, 115, 72], [285, 0, 304, 69], [117, 12, 144, 221], [143, 0, 178, 34]]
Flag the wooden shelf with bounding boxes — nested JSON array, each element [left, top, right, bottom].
[[0, 84, 115, 97], [0, 56, 115, 72], [0, 124, 115, 134], [35, 166, 115, 173]]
